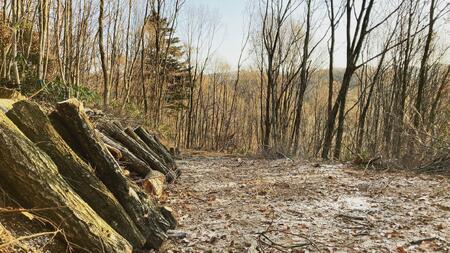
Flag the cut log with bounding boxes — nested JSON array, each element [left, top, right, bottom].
[[105, 143, 123, 160], [98, 130, 153, 177], [97, 120, 177, 182], [0, 112, 132, 253], [54, 99, 171, 249], [160, 206, 177, 230], [48, 111, 85, 158], [134, 127, 178, 173], [141, 171, 166, 199], [5, 100, 146, 248], [100, 132, 165, 199], [124, 126, 167, 166]]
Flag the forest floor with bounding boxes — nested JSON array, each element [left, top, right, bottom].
[[160, 155, 450, 253]]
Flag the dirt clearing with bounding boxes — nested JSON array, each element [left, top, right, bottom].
[[162, 157, 449, 252]]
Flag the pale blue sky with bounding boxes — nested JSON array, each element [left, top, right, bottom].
[[183, 0, 450, 69], [183, 0, 249, 67]]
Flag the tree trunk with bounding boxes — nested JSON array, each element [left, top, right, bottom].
[[53, 98, 171, 249], [37, 0, 48, 82], [11, 0, 21, 87], [414, 0, 435, 128], [0, 112, 132, 253], [98, 0, 110, 109], [5, 100, 146, 248]]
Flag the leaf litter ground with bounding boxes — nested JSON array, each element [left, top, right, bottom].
[[160, 156, 449, 252]]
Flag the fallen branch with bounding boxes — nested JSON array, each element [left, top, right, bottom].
[[409, 237, 443, 246], [0, 230, 61, 250], [258, 230, 313, 253]]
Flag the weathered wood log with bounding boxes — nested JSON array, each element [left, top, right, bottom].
[[159, 206, 177, 230], [134, 127, 178, 173], [0, 112, 132, 253], [54, 99, 171, 249], [97, 120, 177, 182], [98, 130, 153, 177], [100, 131, 165, 200], [141, 171, 166, 199], [154, 134, 174, 156], [5, 100, 146, 248], [124, 126, 167, 166], [105, 143, 123, 160]]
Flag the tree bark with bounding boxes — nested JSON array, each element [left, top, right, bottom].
[[11, 0, 21, 87], [0, 112, 132, 253], [98, 130, 154, 177], [98, 0, 110, 109], [135, 126, 178, 171], [54, 98, 171, 249], [5, 100, 146, 248], [97, 120, 177, 182], [414, 0, 435, 128], [124, 126, 167, 166]]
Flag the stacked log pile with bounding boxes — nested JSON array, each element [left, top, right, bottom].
[[0, 92, 179, 252]]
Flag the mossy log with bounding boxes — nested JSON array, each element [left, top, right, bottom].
[[0, 112, 132, 253], [97, 120, 177, 182], [53, 99, 171, 249], [5, 100, 146, 248]]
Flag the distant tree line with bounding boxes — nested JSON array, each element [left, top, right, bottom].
[[0, 0, 448, 164]]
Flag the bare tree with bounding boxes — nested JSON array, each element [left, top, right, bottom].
[[11, 0, 21, 87], [322, 0, 404, 159], [98, 0, 109, 109]]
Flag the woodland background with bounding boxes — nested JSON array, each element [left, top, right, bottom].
[[0, 0, 448, 165]]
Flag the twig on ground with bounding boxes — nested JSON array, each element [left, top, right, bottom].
[[256, 209, 319, 252], [0, 230, 61, 250], [364, 156, 381, 171], [409, 237, 444, 246]]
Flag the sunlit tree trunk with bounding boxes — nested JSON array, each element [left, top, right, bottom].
[[98, 0, 109, 109]]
